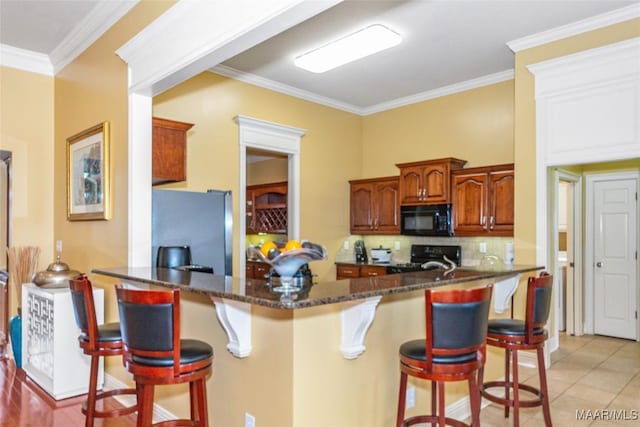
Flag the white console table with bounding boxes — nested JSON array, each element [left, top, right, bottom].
[[21, 283, 104, 400]]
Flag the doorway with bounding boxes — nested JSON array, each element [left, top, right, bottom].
[[554, 170, 582, 337], [585, 171, 639, 341]]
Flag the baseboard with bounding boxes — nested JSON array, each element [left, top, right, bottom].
[[104, 373, 176, 423]]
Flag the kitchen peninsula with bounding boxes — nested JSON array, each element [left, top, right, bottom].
[[93, 265, 542, 427]]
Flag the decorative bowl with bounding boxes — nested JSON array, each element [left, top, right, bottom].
[[247, 242, 327, 292]]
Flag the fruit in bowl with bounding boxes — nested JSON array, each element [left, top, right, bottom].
[[248, 240, 327, 291]]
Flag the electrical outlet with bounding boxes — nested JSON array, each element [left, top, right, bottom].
[[245, 413, 255, 427], [479, 242, 487, 254], [394, 241, 401, 251], [343, 240, 349, 250], [406, 386, 415, 409]]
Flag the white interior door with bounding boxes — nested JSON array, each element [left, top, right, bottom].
[[593, 177, 638, 340]]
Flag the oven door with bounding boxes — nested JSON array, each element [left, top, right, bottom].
[[400, 204, 453, 236]]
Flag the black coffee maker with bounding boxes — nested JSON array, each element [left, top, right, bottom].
[[354, 240, 368, 263]]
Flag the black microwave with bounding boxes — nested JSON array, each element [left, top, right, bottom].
[[400, 204, 453, 236]]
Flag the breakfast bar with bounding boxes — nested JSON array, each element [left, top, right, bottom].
[[93, 265, 542, 427]]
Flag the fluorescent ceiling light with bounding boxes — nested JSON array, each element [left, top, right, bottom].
[[294, 24, 402, 73]]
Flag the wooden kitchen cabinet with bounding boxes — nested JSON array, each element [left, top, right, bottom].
[[396, 158, 466, 205], [336, 264, 387, 280], [349, 176, 400, 235], [452, 163, 514, 236], [246, 260, 271, 281], [246, 181, 287, 234], [152, 117, 194, 185]]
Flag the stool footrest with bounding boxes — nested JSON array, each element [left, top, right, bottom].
[[481, 381, 545, 408], [403, 414, 470, 427], [81, 388, 138, 418]]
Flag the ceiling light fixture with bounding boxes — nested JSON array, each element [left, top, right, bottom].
[[294, 24, 402, 73]]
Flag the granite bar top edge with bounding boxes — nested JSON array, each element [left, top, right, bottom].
[[92, 265, 544, 310]]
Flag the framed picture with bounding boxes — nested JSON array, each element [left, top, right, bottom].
[[67, 122, 111, 221]]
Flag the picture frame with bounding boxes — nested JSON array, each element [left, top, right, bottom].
[[67, 122, 111, 221]]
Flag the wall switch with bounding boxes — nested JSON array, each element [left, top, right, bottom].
[[394, 241, 401, 251], [343, 240, 349, 250], [479, 242, 487, 254], [245, 413, 255, 427], [406, 386, 416, 409]]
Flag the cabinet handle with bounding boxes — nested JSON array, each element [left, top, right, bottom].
[[481, 216, 487, 228], [489, 216, 495, 230]]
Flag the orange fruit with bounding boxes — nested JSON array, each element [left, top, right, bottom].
[[284, 240, 302, 251], [260, 241, 277, 257]]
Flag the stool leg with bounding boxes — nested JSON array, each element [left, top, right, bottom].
[[85, 354, 100, 427], [504, 348, 511, 419], [512, 349, 520, 427], [537, 347, 552, 427], [137, 383, 155, 427], [431, 381, 437, 427], [468, 374, 481, 427], [189, 378, 209, 427], [437, 381, 445, 427], [396, 371, 408, 427]]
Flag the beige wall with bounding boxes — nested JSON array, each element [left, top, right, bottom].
[[361, 80, 515, 177], [247, 157, 288, 185], [0, 66, 54, 311]]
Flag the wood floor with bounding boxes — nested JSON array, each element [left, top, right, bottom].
[[0, 357, 137, 427]]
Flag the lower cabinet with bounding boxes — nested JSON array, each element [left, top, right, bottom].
[[22, 283, 104, 400], [336, 264, 387, 280], [246, 261, 271, 281]]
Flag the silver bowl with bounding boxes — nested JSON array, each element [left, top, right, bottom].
[[247, 243, 327, 292]]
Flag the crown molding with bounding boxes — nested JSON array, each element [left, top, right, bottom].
[[0, 44, 53, 76], [212, 64, 362, 114], [49, 0, 138, 74], [212, 65, 514, 116], [361, 70, 514, 115], [507, 3, 640, 52]]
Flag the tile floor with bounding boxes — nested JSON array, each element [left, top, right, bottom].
[[472, 333, 640, 426]]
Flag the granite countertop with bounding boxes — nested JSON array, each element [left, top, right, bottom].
[[92, 265, 543, 310]]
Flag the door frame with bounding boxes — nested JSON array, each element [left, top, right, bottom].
[[584, 170, 640, 341], [552, 169, 583, 341]]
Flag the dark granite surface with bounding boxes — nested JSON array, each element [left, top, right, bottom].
[[92, 265, 543, 310]]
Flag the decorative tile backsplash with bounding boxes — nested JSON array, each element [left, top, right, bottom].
[[335, 235, 514, 266]]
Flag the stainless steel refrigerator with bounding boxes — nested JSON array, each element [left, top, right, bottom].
[[152, 189, 232, 276]]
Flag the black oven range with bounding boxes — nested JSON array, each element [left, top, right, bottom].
[[386, 244, 461, 274]]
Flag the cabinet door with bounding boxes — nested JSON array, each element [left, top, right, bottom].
[[152, 118, 193, 185], [373, 179, 400, 234], [253, 263, 271, 281], [360, 265, 387, 277], [488, 170, 514, 235], [422, 164, 449, 204], [245, 262, 255, 279], [246, 189, 256, 234], [250, 183, 288, 234], [350, 183, 374, 233], [452, 172, 488, 235], [399, 166, 423, 205]]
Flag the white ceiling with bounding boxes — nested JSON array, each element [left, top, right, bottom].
[[1, 0, 638, 115]]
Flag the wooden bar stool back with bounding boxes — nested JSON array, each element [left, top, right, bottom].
[[116, 285, 213, 427], [479, 272, 553, 427], [68, 275, 138, 427], [396, 284, 493, 427]]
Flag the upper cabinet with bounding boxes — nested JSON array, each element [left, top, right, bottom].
[[152, 117, 194, 185], [396, 158, 466, 205], [451, 163, 514, 236], [246, 181, 288, 234], [349, 176, 400, 235]]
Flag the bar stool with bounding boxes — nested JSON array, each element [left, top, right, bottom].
[[479, 272, 553, 427], [68, 275, 138, 427], [396, 284, 493, 427], [115, 285, 214, 427]]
